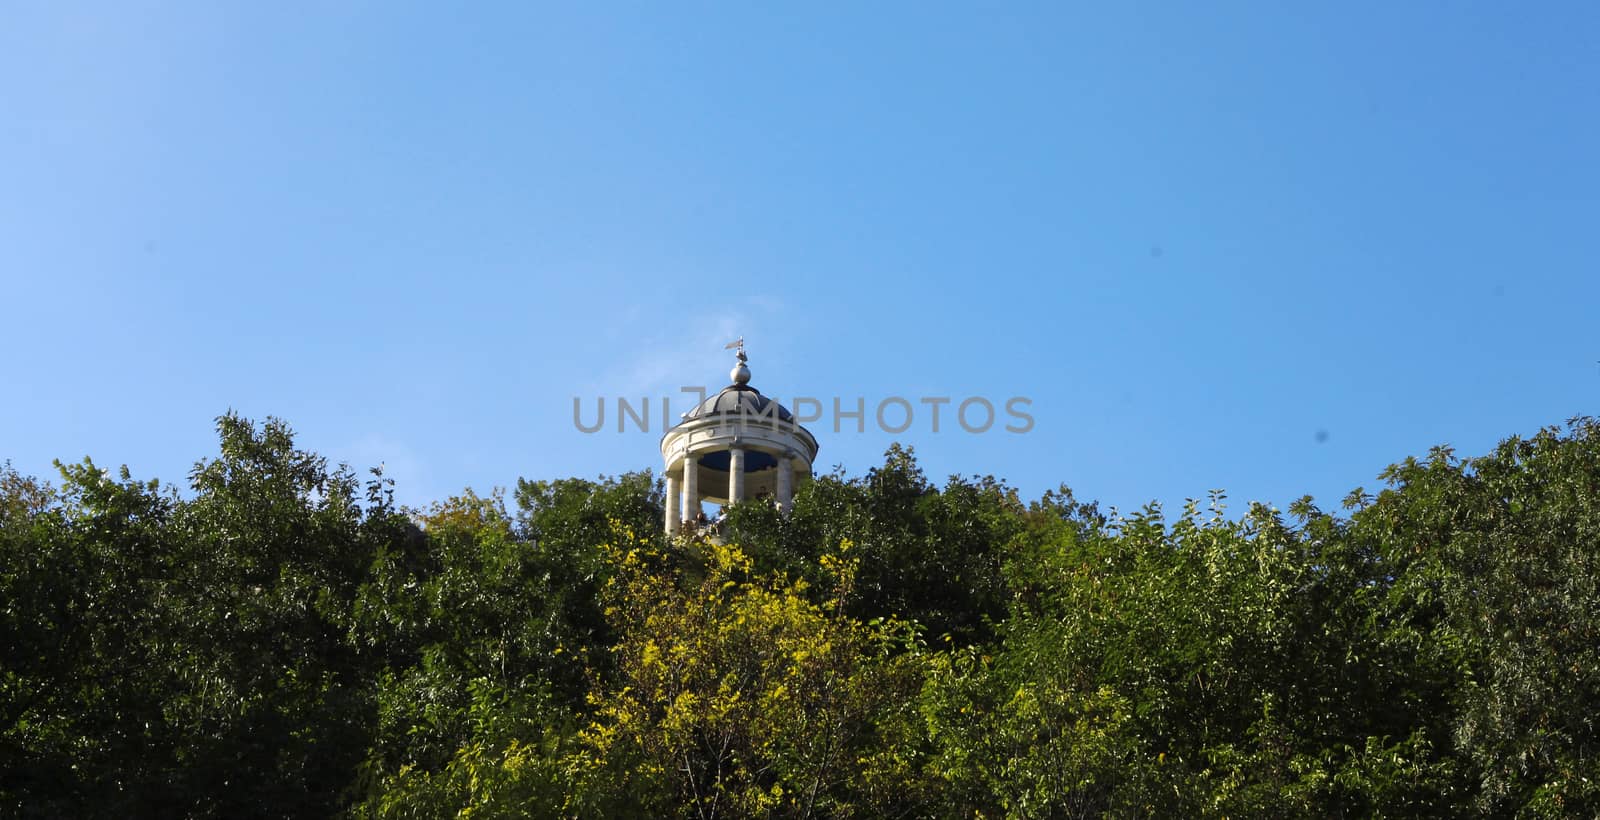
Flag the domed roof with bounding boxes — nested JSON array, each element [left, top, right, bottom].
[[660, 342, 820, 473], [683, 384, 794, 423]]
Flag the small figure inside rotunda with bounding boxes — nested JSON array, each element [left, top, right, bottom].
[[661, 341, 819, 534]]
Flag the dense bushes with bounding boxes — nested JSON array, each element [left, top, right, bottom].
[[4, 414, 1599, 816]]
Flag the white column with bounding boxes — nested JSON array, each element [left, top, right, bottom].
[[728, 447, 746, 504], [682, 454, 698, 525], [664, 472, 680, 534], [776, 455, 793, 514]]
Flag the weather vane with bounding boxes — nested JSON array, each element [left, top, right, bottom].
[[724, 336, 746, 362]]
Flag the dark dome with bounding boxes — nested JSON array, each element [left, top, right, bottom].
[[682, 384, 794, 423]]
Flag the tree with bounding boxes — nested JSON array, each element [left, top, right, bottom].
[[9, 412, 1600, 816], [2, 415, 401, 817], [579, 531, 927, 818], [727, 445, 1019, 646], [1, 459, 179, 815], [1353, 419, 1600, 815]]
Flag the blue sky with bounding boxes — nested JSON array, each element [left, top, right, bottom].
[[4, 3, 1597, 516]]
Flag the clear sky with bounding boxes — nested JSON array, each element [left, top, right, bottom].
[[4, 3, 1597, 517]]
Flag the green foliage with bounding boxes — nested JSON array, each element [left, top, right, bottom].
[[578, 532, 927, 818], [987, 491, 1466, 816], [730, 444, 1020, 646], [5, 416, 1600, 816], [358, 678, 587, 820], [1355, 420, 1600, 815], [2, 415, 394, 817], [2, 459, 178, 815], [352, 475, 662, 817]]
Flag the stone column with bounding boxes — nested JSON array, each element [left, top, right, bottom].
[[728, 447, 746, 504], [664, 472, 680, 534], [682, 454, 698, 525], [776, 455, 793, 514]]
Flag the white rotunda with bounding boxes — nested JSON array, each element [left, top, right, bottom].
[[661, 343, 819, 534]]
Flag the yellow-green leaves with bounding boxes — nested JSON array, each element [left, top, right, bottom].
[[579, 532, 918, 816]]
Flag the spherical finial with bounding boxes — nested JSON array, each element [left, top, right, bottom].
[[726, 336, 750, 385]]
